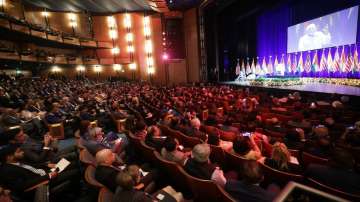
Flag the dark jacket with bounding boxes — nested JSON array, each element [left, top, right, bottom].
[[95, 165, 120, 193], [225, 180, 275, 202]]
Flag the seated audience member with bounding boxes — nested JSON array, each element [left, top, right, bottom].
[[304, 125, 332, 158], [0, 144, 79, 198], [45, 102, 64, 124], [125, 165, 156, 193], [188, 118, 207, 140], [161, 137, 188, 165], [83, 126, 123, 155], [207, 133, 233, 152], [5, 126, 77, 167], [283, 128, 306, 150], [94, 149, 121, 192], [184, 144, 226, 186], [233, 136, 262, 160], [134, 121, 147, 140], [145, 125, 165, 151], [305, 148, 360, 195], [225, 161, 276, 202], [113, 172, 153, 202], [340, 121, 360, 147], [260, 142, 301, 174]]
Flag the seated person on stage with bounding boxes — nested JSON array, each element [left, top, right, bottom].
[[4, 126, 77, 167], [94, 149, 122, 193], [304, 125, 332, 159], [0, 144, 79, 200], [207, 133, 233, 152], [259, 142, 301, 174], [233, 136, 262, 161], [305, 148, 360, 195], [184, 144, 227, 186], [225, 161, 277, 202], [161, 137, 188, 165]]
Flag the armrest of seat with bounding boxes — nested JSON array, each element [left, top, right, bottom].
[[24, 180, 49, 192]]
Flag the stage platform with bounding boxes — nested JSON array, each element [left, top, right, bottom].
[[222, 81, 360, 97]]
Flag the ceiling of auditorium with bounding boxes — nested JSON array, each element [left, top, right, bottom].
[[22, 0, 202, 13], [23, 0, 155, 13]]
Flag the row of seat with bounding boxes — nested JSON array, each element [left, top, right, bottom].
[[157, 124, 360, 201]]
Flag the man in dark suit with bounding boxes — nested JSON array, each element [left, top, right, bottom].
[[94, 149, 121, 192], [225, 161, 276, 202], [0, 144, 80, 200], [0, 144, 55, 194], [305, 148, 360, 195]]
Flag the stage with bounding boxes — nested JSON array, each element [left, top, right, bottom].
[[222, 80, 360, 96]]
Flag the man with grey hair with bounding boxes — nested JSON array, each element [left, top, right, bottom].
[[184, 144, 226, 186], [94, 149, 121, 192], [187, 118, 207, 140]]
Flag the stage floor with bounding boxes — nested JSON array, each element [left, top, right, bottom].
[[222, 81, 360, 96]]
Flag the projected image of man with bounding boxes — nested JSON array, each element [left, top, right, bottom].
[[298, 23, 331, 51]]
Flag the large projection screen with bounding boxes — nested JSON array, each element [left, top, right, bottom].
[[287, 6, 359, 53]]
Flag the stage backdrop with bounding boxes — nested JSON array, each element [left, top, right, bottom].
[[257, 0, 360, 58]]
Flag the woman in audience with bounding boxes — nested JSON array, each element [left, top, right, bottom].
[[232, 135, 262, 160], [161, 136, 188, 165], [260, 142, 302, 174]]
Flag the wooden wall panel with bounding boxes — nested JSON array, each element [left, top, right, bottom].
[[183, 8, 200, 83]]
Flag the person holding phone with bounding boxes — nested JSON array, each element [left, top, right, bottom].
[[232, 134, 262, 161]]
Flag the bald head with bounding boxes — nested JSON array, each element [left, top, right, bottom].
[[95, 149, 115, 165]]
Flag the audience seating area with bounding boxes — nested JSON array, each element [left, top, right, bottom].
[[0, 77, 360, 201]]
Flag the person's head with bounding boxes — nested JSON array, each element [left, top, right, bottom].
[[191, 118, 201, 130], [116, 172, 135, 191], [271, 142, 291, 170], [147, 125, 161, 138], [192, 144, 210, 163], [233, 136, 252, 156], [0, 144, 24, 163], [305, 24, 317, 36], [207, 133, 220, 146], [88, 127, 104, 139], [242, 160, 264, 184], [4, 126, 26, 144], [95, 149, 115, 165], [126, 165, 141, 184], [163, 136, 177, 152], [50, 102, 60, 113], [135, 121, 147, 132], [314, 125, 330, 146]]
